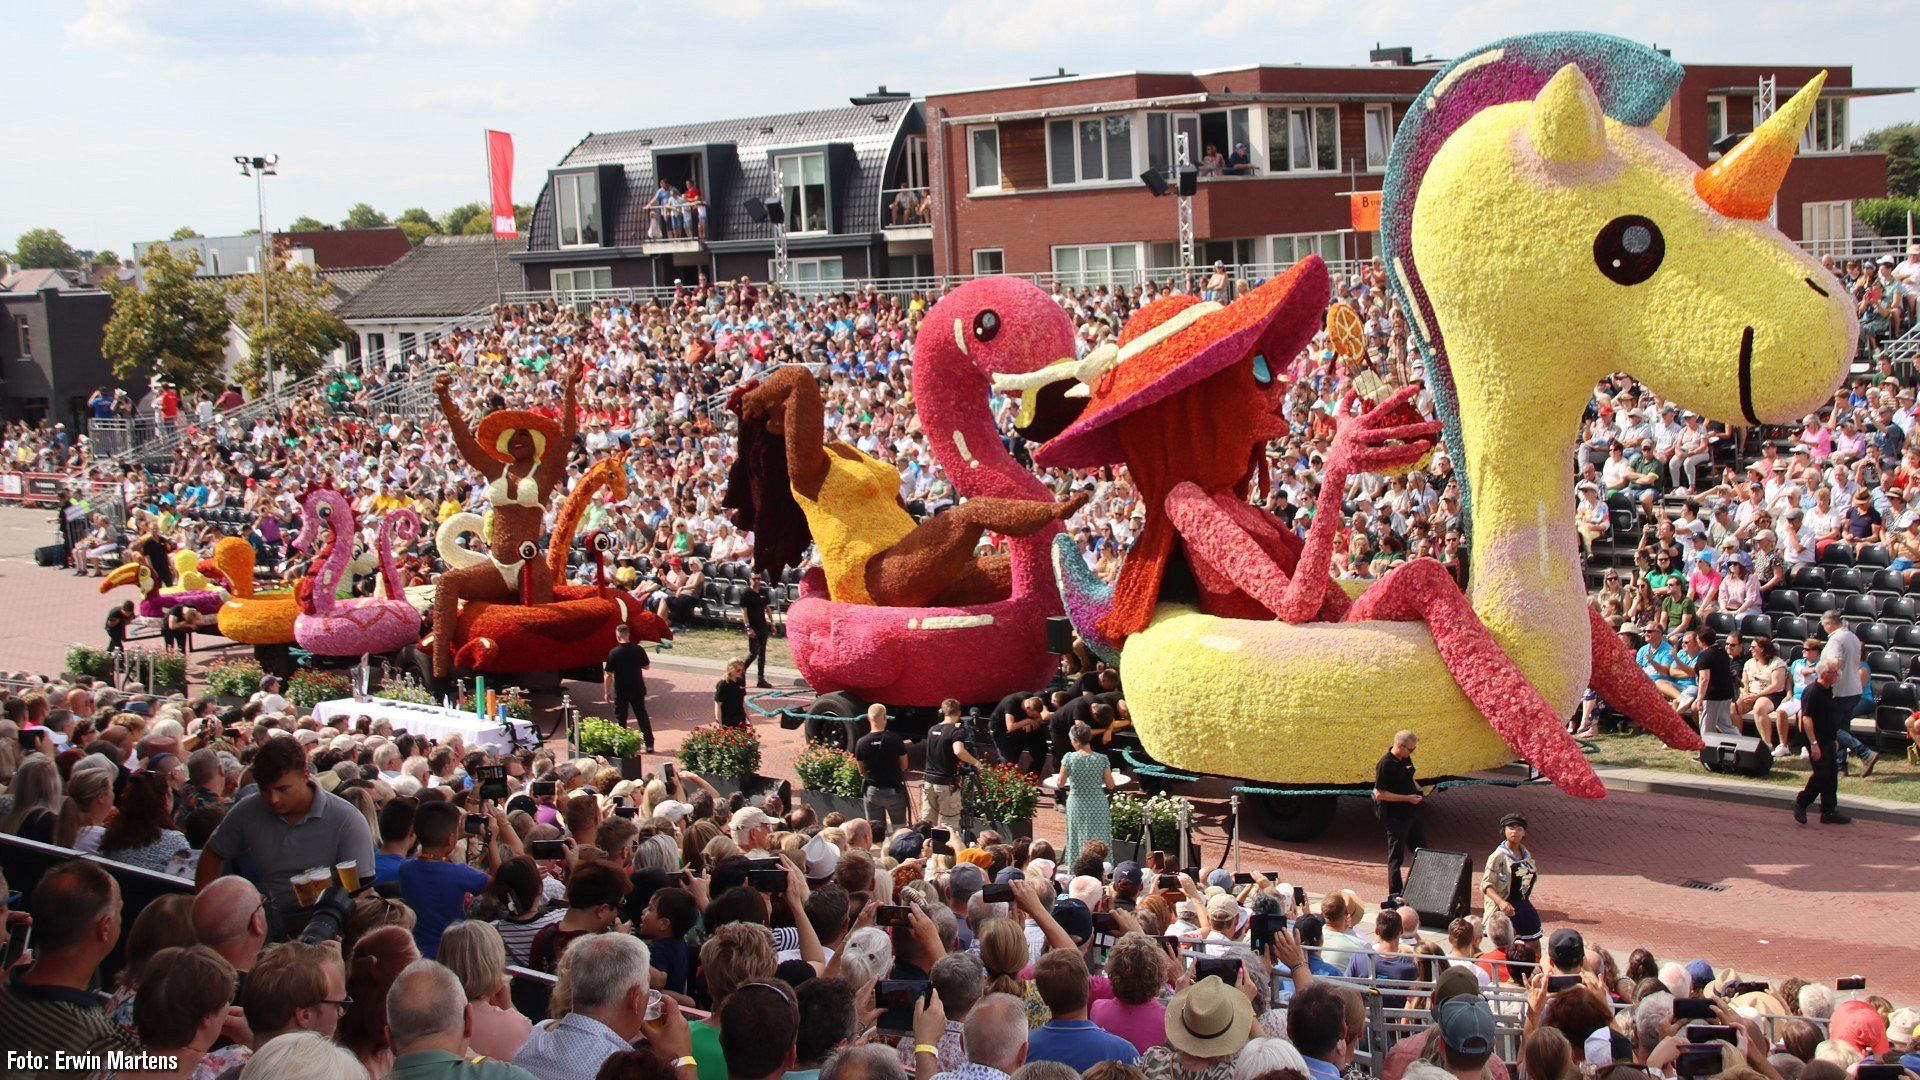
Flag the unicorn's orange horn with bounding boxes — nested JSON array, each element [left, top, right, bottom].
[[1694, 71, 1826, 220]]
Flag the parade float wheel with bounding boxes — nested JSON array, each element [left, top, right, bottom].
[[804, 691, 870, 750], [1252, 792, 1339, 842]]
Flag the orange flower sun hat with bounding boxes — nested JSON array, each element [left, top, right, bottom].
[[475, 409, 563, 463]]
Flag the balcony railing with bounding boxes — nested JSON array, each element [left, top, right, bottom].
[[882, 187, 932, 227]]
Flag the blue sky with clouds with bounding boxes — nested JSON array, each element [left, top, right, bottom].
[[5, 0, 1913, 253]]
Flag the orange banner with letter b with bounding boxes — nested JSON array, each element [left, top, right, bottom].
[[1348, 191, 1383, 233]]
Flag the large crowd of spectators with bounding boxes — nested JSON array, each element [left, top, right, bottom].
[[1, 671, 1916, 1080]]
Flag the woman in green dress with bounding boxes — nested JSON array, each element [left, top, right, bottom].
[[1056, 721, 1114, 865]]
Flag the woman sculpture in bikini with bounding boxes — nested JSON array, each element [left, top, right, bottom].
[[428, 359, 580, 676], [737, 365, 1083, 607]]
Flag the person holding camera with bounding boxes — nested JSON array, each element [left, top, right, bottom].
[[400, 800, 523, 959], [921, 700, 982, 833]]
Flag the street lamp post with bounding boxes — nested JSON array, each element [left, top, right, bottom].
[[234, 154, 278, 390]]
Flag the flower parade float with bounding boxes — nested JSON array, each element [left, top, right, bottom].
[[407, 452, 670, 690], [290, 489, 424, 657], [206, 536, 301, 650], [726, 277, 1085, 739], [100, 554, 227, 618], [1041, 32, 1856, 838]]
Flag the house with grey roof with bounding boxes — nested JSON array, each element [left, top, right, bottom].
[[334, 234, 519, 362], [514, 90, 930, 292]]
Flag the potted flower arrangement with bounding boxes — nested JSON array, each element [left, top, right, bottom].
[[207, 657, 266, 706], [1108, 791, 1194, 864], [962, 763, 1041, 840], [64, 644, 115, 683], [578, 718, 646, 779], [793, 743, 865, 819], [680, 723, 773, 800], [136, 647, 188, 696], [286, 668, 351, 711]]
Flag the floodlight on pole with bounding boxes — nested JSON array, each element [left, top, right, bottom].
[[234, 154, 279, 389]]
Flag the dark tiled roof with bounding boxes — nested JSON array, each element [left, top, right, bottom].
[[334, 235, 522, 321], [275, 228, 413, 270], [526, 99, 917, 250]]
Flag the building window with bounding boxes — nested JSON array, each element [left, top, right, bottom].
[[1052, 243, 1140, 288], [1267, 106, 1340, 173], [776, 152, 829, 234], [1801, 201, 1850, 253], [968, 127, 1001, 193], [554, 171, 602, 247], [1705, 96, 1727, 155], [1272, 232, 1344, 266], [1801, 96, 1847, 154], [552, 267, 613, 298], [1197, 108, 1252, 173], [1364, 106, 1395, 171], [1047, 115, 1133, 186], [366, 332, 385, 358], [16, 315, 29, 358], [208, 250, 222, 275], [901, 136, 928, 190], [973, 249, 1005, 276], [786, 256, 845, 291]]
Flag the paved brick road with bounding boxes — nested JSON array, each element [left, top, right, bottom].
[[5, 512, 1914, 1000]]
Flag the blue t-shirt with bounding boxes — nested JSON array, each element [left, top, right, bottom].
[[648, 936, 691, 995], [1027, 1020, 1141, 1073], [397, 857, 490, 958], [374, 851, 405, 887]]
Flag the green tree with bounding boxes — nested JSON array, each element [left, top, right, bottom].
[[440, 202, 486, 236], [226, 248, 351, 391], [286, 215, 331, 232], [13, 228, 82, 269], [341, 203, 390, 230], [103, 246, 229, 392], [1859, 123, 1920, 199], [516, 203, 533, 233], [169, 226, 202, 240], [395, 207, 439, 244]]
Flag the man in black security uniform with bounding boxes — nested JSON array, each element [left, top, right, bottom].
[[1047, 668, 1122, 775], [741, 571, 772, 689], [991, 691, 1048, 773], [1793, 660, 1852, 825], [920, 698, 982, 832], [714, 658, 749, 728], [603, 623, 654, 751], [1372, 729, 1426, 900], [854, 703, 911, 837]]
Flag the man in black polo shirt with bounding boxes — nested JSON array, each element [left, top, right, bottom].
[[714, 659, 749, 728], [1047, 678, 1121, 775], [992, 692, 1048, 772], [921, 699, 982, 831], [604, 624, 653, 752], [741, 571, 772, 689], [1794, 661, 1852, 825], [1695, 627, 1737, 737], [853, 703, 910, 838], [1372, 729, 1425, 900]]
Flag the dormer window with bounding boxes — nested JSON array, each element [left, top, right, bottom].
[[554, 171, 602, 247], [776, 152, 828, 234]]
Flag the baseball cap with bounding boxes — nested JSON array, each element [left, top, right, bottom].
[[1205, 868, 1236, 890], [652, 799, 692, 823], [1548, 928, 1585, 969], [1831, 1000, 1892, 1057], [802, 834, 839, 880], [728, 806, 772, 834], [1206, 893, 1242, 924], [994, 866, 1024, 886], [887, 831, 926, 863], [948, 862, 986, 898], [1112, 861, 1143, 889], [1684, 958, 1716, 991], [1051, 898, 1094, 942], [1431, 967, 1482, 1011], [1436, 994, 1496, 1055]]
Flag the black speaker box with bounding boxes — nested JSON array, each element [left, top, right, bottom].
[[1402, 848, 1473, 929], [1140, 169, 1170, 197], [1045, 615, 1076, 655], [1700, 732, 1773, 777], [1177, 166, 1198, 197]]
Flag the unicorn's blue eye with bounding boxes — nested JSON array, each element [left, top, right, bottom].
[[1252, 354, 1272, 385]]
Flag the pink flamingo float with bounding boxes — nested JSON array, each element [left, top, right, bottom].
[[292, 489, 423, 656], [781, 277, 1076, 707]]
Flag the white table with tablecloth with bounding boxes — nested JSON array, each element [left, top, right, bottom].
[[308, 698, 537, 753]]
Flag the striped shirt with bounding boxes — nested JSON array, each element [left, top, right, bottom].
[[0, 973, 141, 1079]]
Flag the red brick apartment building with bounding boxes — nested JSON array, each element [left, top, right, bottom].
[[924, 47, 1907, 284]]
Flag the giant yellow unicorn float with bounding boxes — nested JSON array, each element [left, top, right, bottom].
[[1043, 33, 1856, 822]]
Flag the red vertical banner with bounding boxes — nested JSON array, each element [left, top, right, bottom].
[[486, 130, 517, 238]]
